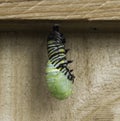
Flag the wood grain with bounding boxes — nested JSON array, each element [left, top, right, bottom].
[[0, 31, 120, 121], [0, 0, 120, 20]]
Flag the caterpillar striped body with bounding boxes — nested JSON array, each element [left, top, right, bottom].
[[46, 25, 75, 100]]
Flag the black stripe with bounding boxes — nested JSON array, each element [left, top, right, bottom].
[[48, 45, 63, 51], [49, 52, 66, 60], [61, 68, 66, 73], [49, 52, 66, 61], [65, 68, 69, 75], [54, 57, 66, 66], [48, 46, 65, 56], [52, 55, 66, 63], [51, 56, 66, 66]]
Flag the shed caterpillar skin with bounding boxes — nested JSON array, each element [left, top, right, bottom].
[[46, 25, 75, 100]]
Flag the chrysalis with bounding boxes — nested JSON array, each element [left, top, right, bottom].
[[46, 25, 75, 100]]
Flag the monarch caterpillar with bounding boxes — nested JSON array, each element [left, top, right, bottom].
[[46, 25, 75, 100]]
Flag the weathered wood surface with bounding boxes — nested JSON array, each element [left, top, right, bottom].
[[0, 31, 120, 121], [0, 0, 120, 20]]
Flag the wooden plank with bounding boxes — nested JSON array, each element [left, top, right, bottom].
[[0, 31, 120, 121], [0, 0, 120, 20]]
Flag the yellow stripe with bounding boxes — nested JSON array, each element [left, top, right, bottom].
[[48, 40, 55, 44], [59, 49, 65, 52]]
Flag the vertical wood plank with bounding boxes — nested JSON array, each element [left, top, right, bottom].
[[0, 31, 120, 121]]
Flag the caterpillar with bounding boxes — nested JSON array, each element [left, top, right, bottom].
[[46, 25, 75, 100]]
